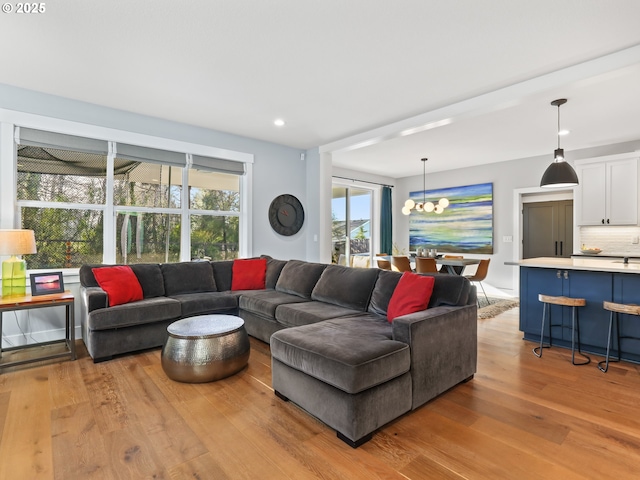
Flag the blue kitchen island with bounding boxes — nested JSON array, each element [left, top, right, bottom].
[[512, 257, 640, 364]]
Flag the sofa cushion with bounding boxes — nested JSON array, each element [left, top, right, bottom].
[[169, 292, 238, 317], [275, 301, 362, 328], [79, 264, 103, 288], [239, 290, 310, 318], [87, 297, 182, 331], [270, 316, 410, 394], [368, 270, 402, 316], [311, 264, 379, 311], [232, 258, 267, 291], [262, 256, 288, 289], [368, 271, 472, 316], [425, 273, 472, 307], [275, 260, 327, 299], [161, 262, 217, 295], [387, 272, 435, 322], [212, 260, 234, 292], [92, 266, 144, 307], [80, 263, 165, 299], [130, 263, 165, 298]]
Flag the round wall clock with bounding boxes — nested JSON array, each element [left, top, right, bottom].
[[269, 194, 305, 236]]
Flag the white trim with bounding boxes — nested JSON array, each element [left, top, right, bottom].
[[0, 122, 17, 229], [113, 206, 182, 215], [574, 151, 640, 166], [1, 108, 254, 164], [319, 45, 640, 155], [104, 143, 116, 263], [512, 185, 577, 294], [180, 162, 190, 261], [17, 200, 106, 210], [4, 110, 252, 266], [187, 209, 240, 217], [331, 177, 378, 264], [241, 162, 253, 257]]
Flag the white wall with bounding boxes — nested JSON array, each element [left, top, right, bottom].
[[0, 83, 308, 260], [394, 140, 640, 294], [396, 158, 535, 293], [0, 83, 309, 346]]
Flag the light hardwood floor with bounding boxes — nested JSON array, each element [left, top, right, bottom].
[[1, 307, 640, 479]]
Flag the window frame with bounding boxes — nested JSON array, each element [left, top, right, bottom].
[[330, 179, 378, 266], [0, 111, 252, 272]]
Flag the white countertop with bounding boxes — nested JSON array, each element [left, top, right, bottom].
[[506, 257, 640, 274]]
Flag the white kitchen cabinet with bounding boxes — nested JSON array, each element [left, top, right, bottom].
[[576, 156, 638, 226]]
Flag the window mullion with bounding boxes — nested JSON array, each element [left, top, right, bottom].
[[1, 123, 16, 229], [181, 154, 191, 261], [17, 200, 105, 210], [103, 142, 116, 263]]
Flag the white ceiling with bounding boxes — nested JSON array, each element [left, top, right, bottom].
[[1, 1, 640, 178]]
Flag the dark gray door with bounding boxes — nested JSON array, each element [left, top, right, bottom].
[[523, 200, 573, 259]]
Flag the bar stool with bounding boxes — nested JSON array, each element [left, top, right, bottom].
[[534, 294, 591, 365], [599, 301, 640, 373]]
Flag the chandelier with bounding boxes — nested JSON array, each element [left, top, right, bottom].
[[402, 158, 449, 215]]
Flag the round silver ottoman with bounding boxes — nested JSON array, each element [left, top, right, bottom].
[[161, 314, 250, 383]]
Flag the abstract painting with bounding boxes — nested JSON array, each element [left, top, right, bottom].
[[409, 182, 493, 254]]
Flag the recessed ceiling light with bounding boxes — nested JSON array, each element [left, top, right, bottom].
[[274, 119, 285, 127], [558, 129, 570, 136]]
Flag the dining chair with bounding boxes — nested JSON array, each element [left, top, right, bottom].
[[351, 256, 371, 269], [415, 257, 439, 273], [465, 259, 490, 305], [376, 258, 391, 270], [390, 256, 413, 272]]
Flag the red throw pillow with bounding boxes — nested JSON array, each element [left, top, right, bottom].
[[232, 258, 267, 291], [387, 272, 435, 322], [92, 266, 144, 307]]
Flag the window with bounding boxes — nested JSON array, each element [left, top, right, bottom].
[[331, 184, 373, 266], [189, 169, 240, 260], [17, 130, 109, 268], [15, 128, 245, 269]]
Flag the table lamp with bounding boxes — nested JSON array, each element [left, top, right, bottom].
[[0, 229, 37, 297]]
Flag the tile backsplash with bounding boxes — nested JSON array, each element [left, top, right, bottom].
[[580, 226, 640, 256]]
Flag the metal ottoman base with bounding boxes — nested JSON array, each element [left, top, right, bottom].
[[161, 314, 250, 383]]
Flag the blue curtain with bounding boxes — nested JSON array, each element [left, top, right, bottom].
[[380, 186, 392, 254]]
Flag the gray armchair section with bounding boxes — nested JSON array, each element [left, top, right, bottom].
[[79, 258, 477, 448]]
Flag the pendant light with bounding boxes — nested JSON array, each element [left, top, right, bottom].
[[402, 158, 449, 215], [540, 98, 579, 188]]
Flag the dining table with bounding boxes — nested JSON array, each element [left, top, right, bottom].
[[435, 257, 481, 275]]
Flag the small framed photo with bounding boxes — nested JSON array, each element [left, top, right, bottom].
[[30, 272, 65, 296]]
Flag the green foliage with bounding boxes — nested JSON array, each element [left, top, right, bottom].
[[18, 160, 240, 267], [190, 189, 240, 260]]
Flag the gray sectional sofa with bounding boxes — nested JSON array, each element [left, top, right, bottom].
[[79, 257, 477, 447]]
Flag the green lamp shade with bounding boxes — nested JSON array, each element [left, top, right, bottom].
[[540, 161, 579, 188]]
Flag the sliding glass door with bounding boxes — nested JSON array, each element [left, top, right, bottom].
[[331, 184, 373, 266]]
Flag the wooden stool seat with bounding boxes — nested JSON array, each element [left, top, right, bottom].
[[603, 301, 640, 316], [534, 294, 590, 365], [599, 301, 640, 372], [538, 294, 586, 307]]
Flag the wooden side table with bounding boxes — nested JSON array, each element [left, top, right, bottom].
[[0, 291, 75, 371]]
